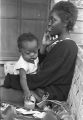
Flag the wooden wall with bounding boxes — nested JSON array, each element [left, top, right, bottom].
[[71, 3, 83, 46], [0, 0, 50, 61], [0, 0, 50, 82], [51, 0, 83, 47]]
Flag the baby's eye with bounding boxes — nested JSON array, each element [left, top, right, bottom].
[[33, 51, 37, 54], [25, 52, 30, 55], [26, 53, 29, 55]]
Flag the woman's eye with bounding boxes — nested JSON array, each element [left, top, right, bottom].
[[48, 17, 56, 24], [25, 52, 29, 55]]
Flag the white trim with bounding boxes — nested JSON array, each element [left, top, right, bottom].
[[0, 61, 17, 64]]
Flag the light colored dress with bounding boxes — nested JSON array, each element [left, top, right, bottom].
[[4, 56, 39, 75], [14, 56, 39, 74]]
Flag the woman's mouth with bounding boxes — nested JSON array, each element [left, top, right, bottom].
[[47, 27, 52, 32]]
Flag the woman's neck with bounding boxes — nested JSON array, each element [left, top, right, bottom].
[[58, 32, 71, 41]]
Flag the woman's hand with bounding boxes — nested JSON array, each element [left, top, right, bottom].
[[40, 33, 58, 54], [42, 32, 51, 46], [42, 32, 58, 46]]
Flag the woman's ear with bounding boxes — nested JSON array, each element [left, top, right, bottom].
[[63, 20, 69, 30], [64, 19, 68, 26]]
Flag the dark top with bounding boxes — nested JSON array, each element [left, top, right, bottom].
[[4, 40, 78, 101], [26, 40, 78, 100]]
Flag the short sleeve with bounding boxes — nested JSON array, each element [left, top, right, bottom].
[[14, 56, 29, 72]]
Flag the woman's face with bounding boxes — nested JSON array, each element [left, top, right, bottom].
[[48, 12, 66, 37]]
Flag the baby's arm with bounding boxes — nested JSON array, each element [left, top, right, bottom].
[[19, 68, 31, 99]]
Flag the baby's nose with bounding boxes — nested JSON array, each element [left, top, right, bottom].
[[30, 52, 35, 56]]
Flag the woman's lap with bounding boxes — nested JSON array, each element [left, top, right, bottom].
[[0, 87, 24, 106]]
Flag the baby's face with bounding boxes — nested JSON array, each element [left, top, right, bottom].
[[21, 40, 38, 63]]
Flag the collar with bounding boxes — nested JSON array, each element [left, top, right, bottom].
[[46, 38, 71, 52]]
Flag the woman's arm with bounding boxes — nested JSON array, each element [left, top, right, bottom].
[[38, 32, 55, 64], [40, 32, 50, 54]]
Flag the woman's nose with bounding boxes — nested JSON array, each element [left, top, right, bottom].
[[47, 22, 52, 32], [48, 20, 52, 26]]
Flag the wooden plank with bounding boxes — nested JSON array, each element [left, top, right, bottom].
[[21, 0, 49, 4], [0, 0, 18, 18], [78, 8, 83, 21], [73, 21, 83, 33], [21, 0, 49, 20], [70, 33, 83, 45], [0, 19, 19, 60], [69, 0, 83, 8], [21, 20, 47, 46]]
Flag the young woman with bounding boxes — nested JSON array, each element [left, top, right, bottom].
[[2, 1, 78, 103]]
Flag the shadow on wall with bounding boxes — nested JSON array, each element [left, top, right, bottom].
[[0, 64, 5, 86], [67, 46, 83, 120]]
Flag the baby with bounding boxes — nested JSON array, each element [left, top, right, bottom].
[[14, 32, 39, 102]]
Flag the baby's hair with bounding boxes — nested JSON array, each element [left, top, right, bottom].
[[17, 32, 38, 49], [50, 1, 78, 31]]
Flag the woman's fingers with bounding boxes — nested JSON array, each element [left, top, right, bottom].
[[42, 33, 58, 46]]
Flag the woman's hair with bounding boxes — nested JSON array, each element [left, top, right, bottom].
[[17, 32, 38, 49], [50, 1, 78, 31]]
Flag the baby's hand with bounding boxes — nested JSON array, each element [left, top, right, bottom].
[[24, 95, 36, 109], [30, 91, 42, 103], [24, 91, 31, 101]]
